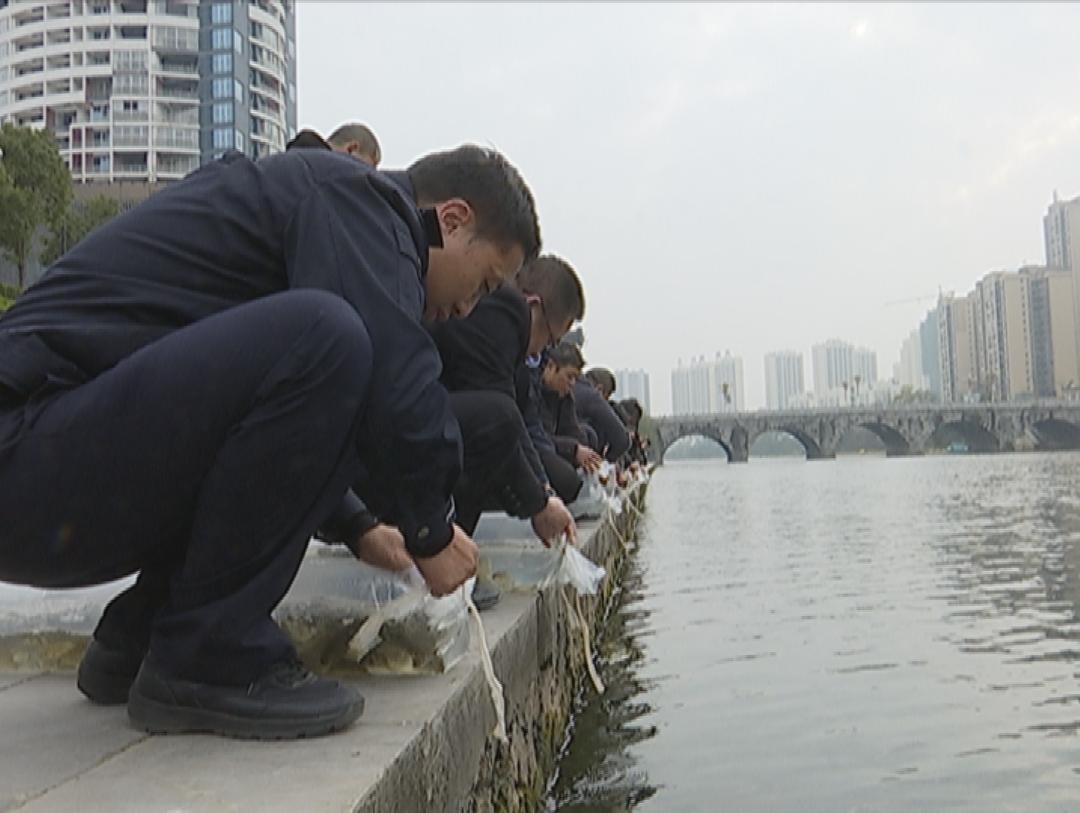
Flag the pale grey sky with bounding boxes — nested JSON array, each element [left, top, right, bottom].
[[296, 2, 1080, 413]]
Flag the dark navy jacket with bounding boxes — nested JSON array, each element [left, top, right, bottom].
[[429, 284, 549, 513], [573, 378, 630, 462], [0, 149, 460, 556], [540, 386, 587, 464]]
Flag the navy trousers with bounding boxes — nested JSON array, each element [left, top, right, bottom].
[[0, 290, 372, 685]]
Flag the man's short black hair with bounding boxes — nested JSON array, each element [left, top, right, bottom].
[[407, 145, 541, 261], [619, 398, 644, 426], [547, 340, 585, 371], [585, 367, 616, 396], [515, 254, 585, 324]]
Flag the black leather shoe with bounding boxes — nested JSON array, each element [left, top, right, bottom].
[[471, 580, 501, 612], [127, 656, 364, 740], [77, 638, 145, 706]]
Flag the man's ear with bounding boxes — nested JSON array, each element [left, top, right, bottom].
[[435, 198, 474, 237], [523, 293, 542, 308], [343, 140, 361, 155]]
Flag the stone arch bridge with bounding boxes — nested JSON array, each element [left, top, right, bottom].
[[653, 402, 1080, 463]]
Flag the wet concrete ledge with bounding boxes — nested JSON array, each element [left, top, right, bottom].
[[0, 491, 645, 813]]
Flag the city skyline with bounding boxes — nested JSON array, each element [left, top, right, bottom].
[[665, 187, 1078, 415]]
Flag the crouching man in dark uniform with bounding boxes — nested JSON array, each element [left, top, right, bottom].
[[429, 256, 585, 542], [0, 143, 539, 739]]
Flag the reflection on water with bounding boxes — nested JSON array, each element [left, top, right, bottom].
[[549, 453, 1080, 812], [546, 556, 659, 812]]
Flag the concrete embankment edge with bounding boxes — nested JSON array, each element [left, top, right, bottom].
[[355, 489, 647, 813]]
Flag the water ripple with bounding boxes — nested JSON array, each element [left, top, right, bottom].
[[551, 453, 1080, 812]]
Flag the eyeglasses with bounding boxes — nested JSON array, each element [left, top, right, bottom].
[[537, 297, 560, 350]]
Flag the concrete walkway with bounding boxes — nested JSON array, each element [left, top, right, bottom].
[[0, 591, 536, 813], [0, 513, 613, 813]]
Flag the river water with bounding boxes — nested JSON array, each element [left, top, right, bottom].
[[548, 453, 1080, 812]]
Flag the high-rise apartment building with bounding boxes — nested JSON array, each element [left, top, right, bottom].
[[811, 339, 853, 398], [0, 0, 296, 185], [938, 291, 982, 402], [1044, 192, 1080, 273], [1023, 266, 1079, 397], [763, 350, 804, 410], [852, 346, 878, 389], [711, 351, 744, 412], [919, 307, 942, 398], [1043, 192, 1080, 365], [894, 328, 926, 391], [974, 270, 1034, 401], [671, 352, 745, 415], [614, 368, 650, 413]]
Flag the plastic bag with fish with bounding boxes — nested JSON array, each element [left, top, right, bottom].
[[274, 546, 470, 675]]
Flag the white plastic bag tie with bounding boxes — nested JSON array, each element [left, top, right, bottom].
[[465, 588, 508, 744], [560, 586, 605, 695], [539, 538, 606, 595]]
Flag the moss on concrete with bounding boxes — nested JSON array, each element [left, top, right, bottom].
[[460, 491, 645, 813]]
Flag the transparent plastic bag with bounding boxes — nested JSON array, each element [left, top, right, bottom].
[[275, 547, 470, 675], [478, 535, 606, 596], [539, 541, 606, 595], [344, 568, 471, 675], [570, 473, 608, 520]]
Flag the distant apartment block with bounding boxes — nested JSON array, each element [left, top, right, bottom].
[[811, 339, 877, 402], [671, 351, 745, 416], [938, 291, 982, 402], [919, 307, 942, 397], [974, 270, 1035, 401], [894, 328, 927, 391], [1024, 266, 1080, 397], [614, 368, 651, 413], [0, 0, 297, 186], [763, 350, 804, 410], [1044, 192, 1080, 273], [1044, 191, 1080, 366]]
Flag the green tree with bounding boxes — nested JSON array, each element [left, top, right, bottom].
[[41, 195, 121, 266], [0, 124, 72, 289], [0, 284, 16, 314]]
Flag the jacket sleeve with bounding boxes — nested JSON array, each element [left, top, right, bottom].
[[558, 393, 588, 445], [432, 293, 524, 398], [315, 489, 379, 549], [283, 174, 461, 557], [553, 433, 579, 464], [516, 363, 553, 480], [578, 387, 631, 461]]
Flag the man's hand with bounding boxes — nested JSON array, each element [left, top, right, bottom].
[[531, 496, 578, 547], [574, 444, 603, 473], [414, 524, 479, 597], [348, 523, 413, 572]]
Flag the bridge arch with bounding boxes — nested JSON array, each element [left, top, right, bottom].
[[927, 420, 1000, 454], [748, 430, 810, 460], [749, 426, 822, 459], [1031, 418, 1080, 451], [658, 430, 733, 463], [857, 421, 912, 456]]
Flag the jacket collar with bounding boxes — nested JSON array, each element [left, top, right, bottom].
[[383, 171, 443, 250]]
